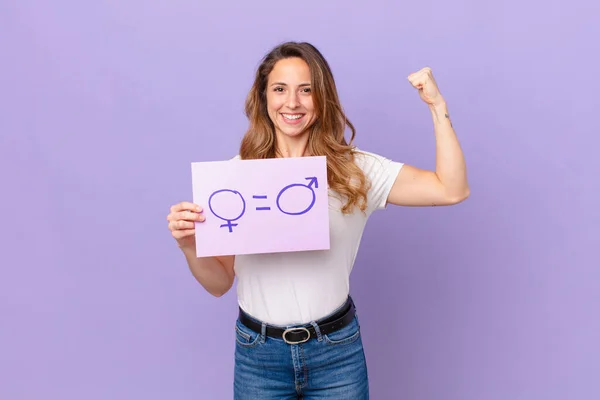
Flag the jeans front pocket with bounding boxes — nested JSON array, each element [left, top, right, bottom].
[[235, 319, 261, 348], [323, 315, 361, 346]]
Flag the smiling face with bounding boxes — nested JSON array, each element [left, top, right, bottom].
[[266, 57, 316, 140]]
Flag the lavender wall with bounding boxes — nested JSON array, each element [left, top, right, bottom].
[[2, 1, 599, 399]]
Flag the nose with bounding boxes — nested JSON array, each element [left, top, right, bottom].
[[287, 92, 299, 109]]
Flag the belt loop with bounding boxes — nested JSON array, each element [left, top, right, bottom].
[[260, 322, 267, 344], [309, 321, 323, 342], [350, 296, 359, 327]]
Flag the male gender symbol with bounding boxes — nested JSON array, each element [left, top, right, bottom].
[[276, 177, 318, 216]]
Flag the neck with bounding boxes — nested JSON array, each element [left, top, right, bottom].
[[275, 132, 310, 158]]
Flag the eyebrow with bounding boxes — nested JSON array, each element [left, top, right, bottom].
[[270, 82, 311, 87]]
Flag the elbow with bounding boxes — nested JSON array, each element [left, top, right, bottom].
[[207, 279, 234, 298], [208, 288, 230, 298], [459, 185, 470, 202], [446, 186, 470, 205]]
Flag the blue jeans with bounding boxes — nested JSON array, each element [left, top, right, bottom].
[[233, 303, 369, 399]]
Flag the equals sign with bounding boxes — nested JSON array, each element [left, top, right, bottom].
[[253, 195, 270, 210]]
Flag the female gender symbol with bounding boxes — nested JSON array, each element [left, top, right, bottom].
[[208, 189, 246, 233]]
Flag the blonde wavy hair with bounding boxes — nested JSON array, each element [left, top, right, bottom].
[[239, 41, 370, 214]]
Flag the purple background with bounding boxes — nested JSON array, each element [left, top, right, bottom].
[[1, 1, 599, 399]]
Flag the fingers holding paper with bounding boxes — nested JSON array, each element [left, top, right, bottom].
[[167, 201, 205, 247]]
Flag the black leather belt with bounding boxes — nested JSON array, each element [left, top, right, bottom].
[[238, 296, 356, 345]]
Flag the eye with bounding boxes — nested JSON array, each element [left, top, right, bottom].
[[301, 87, 312, 94], [273, 87, 284, 92]]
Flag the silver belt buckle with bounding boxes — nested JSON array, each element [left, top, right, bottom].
[[282, 327, 311, 344]]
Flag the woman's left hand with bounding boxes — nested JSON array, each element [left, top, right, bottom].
[[408, 67, 445, 107]]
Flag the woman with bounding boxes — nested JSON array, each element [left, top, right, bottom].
[[167, 41, 469, 399]]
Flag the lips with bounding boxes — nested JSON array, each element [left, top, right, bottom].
[[281, 113, 305, 125]]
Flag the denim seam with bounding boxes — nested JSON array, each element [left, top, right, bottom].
[[235, 326, 260, 347], [300, 344, 308, 391], [323, 329, 360, 346], [323, 318, 361, 346], [235, 325, 251, 341], [291, 345, 302, 395]]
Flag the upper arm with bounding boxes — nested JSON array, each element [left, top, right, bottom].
[[215, 255, 236, 282], [386, 164, 465, 207]]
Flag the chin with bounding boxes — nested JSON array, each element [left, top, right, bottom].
[[285, 127, 307, 136], [279, 126, 311, 139]]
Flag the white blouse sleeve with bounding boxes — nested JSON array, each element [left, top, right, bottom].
[[354, 150, 404, 214]]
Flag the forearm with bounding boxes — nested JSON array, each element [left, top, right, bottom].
[[180, 247, 234, 297], [430, 101, 470, 201]]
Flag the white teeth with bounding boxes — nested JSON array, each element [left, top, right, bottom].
[[282, 114, 302, 120]]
